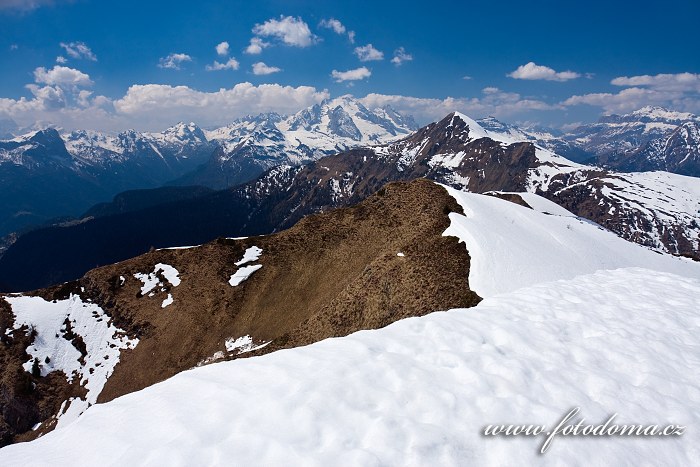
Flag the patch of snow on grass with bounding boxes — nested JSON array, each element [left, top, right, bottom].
[[161, 294, 174, 308], [133, 263, 181, 295], [235, 246, 263, 266], [229, 265, 262, 286], [225, 335, 271, 355], [4, 294, 138, 430]]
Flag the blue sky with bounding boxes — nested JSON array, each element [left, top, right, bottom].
[[1, 0, 699, 132]]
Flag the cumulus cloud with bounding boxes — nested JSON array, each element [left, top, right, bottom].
[[215, 41, 230, 56], [391, 47, 412, 66], [563, 72, 700, 114], [360, 87, 558, 124], [331, 67, 371, 83], [252, 15, 317, 48], [158, 53, 192, 70], [56, 55, 67, 64], [354, 44, 383, 62], [59, 41, 97, 61], [508, 62, 580, 82], [610, 72, 700, 92], [205, 58, 239, 71], [113, 82, 329, 129], [252, 62, 281, 75], [319, 18, 345, 35], [245, 37, 269, 55], [33, 65, 92, 88], [1, 82, 329, 132], [319, 18, 355, 43]]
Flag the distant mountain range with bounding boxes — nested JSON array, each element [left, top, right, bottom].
[[479, 106, 700, 173], [2, 112, 698, 292], [0, 97, 417, 237]]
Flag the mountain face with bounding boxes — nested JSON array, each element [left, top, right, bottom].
[[0, 124, 215, 237], [1, 112, 698, 293], [176, 96, 418, 189], [0, 179, 480, 446]]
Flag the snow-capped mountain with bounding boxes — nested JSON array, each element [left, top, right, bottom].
[[1, 179, 698, 462], [0, 124, 215, 238], [595, 121, 700, 176], [179, 96, 418, 188], [479, 107, 700, 176], [567, 106, 700, 170]]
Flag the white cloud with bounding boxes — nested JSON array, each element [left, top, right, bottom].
[[252, 15, 317, 48], [610, 72, 700, 92], [563, 72, 700, 114], [348, 31, 356, 44], [252, 62, 281, 75], [319, 18, 345, 35], [59, 41, 97, 61], [215, 41, 230, 56], [1, 82, 329, 132], [360, 87, 558, 124], [33, 65, 92, 88], [354, 44, 383, 62], [462, 75, 472, 80], [331, 67, 371, 83], [205, 58, 240, 71], [390, 47, 412, 66], [245, 37, 268, 55], [56, 55, 67, 64], [113, 82, 329, 129], [508, 62, 580, 82], [158, 53, 192, 70]]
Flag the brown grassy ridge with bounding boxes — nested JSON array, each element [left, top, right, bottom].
[[1, 179, 482, 444]]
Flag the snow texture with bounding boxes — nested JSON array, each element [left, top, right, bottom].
[[1, 268, 698, 466]]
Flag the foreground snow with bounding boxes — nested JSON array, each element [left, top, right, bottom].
[[1, 268, 698, 465]]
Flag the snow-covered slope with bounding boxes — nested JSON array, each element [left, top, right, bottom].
[[1, 266, 697, 466], [443, 187, 700, 297]]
